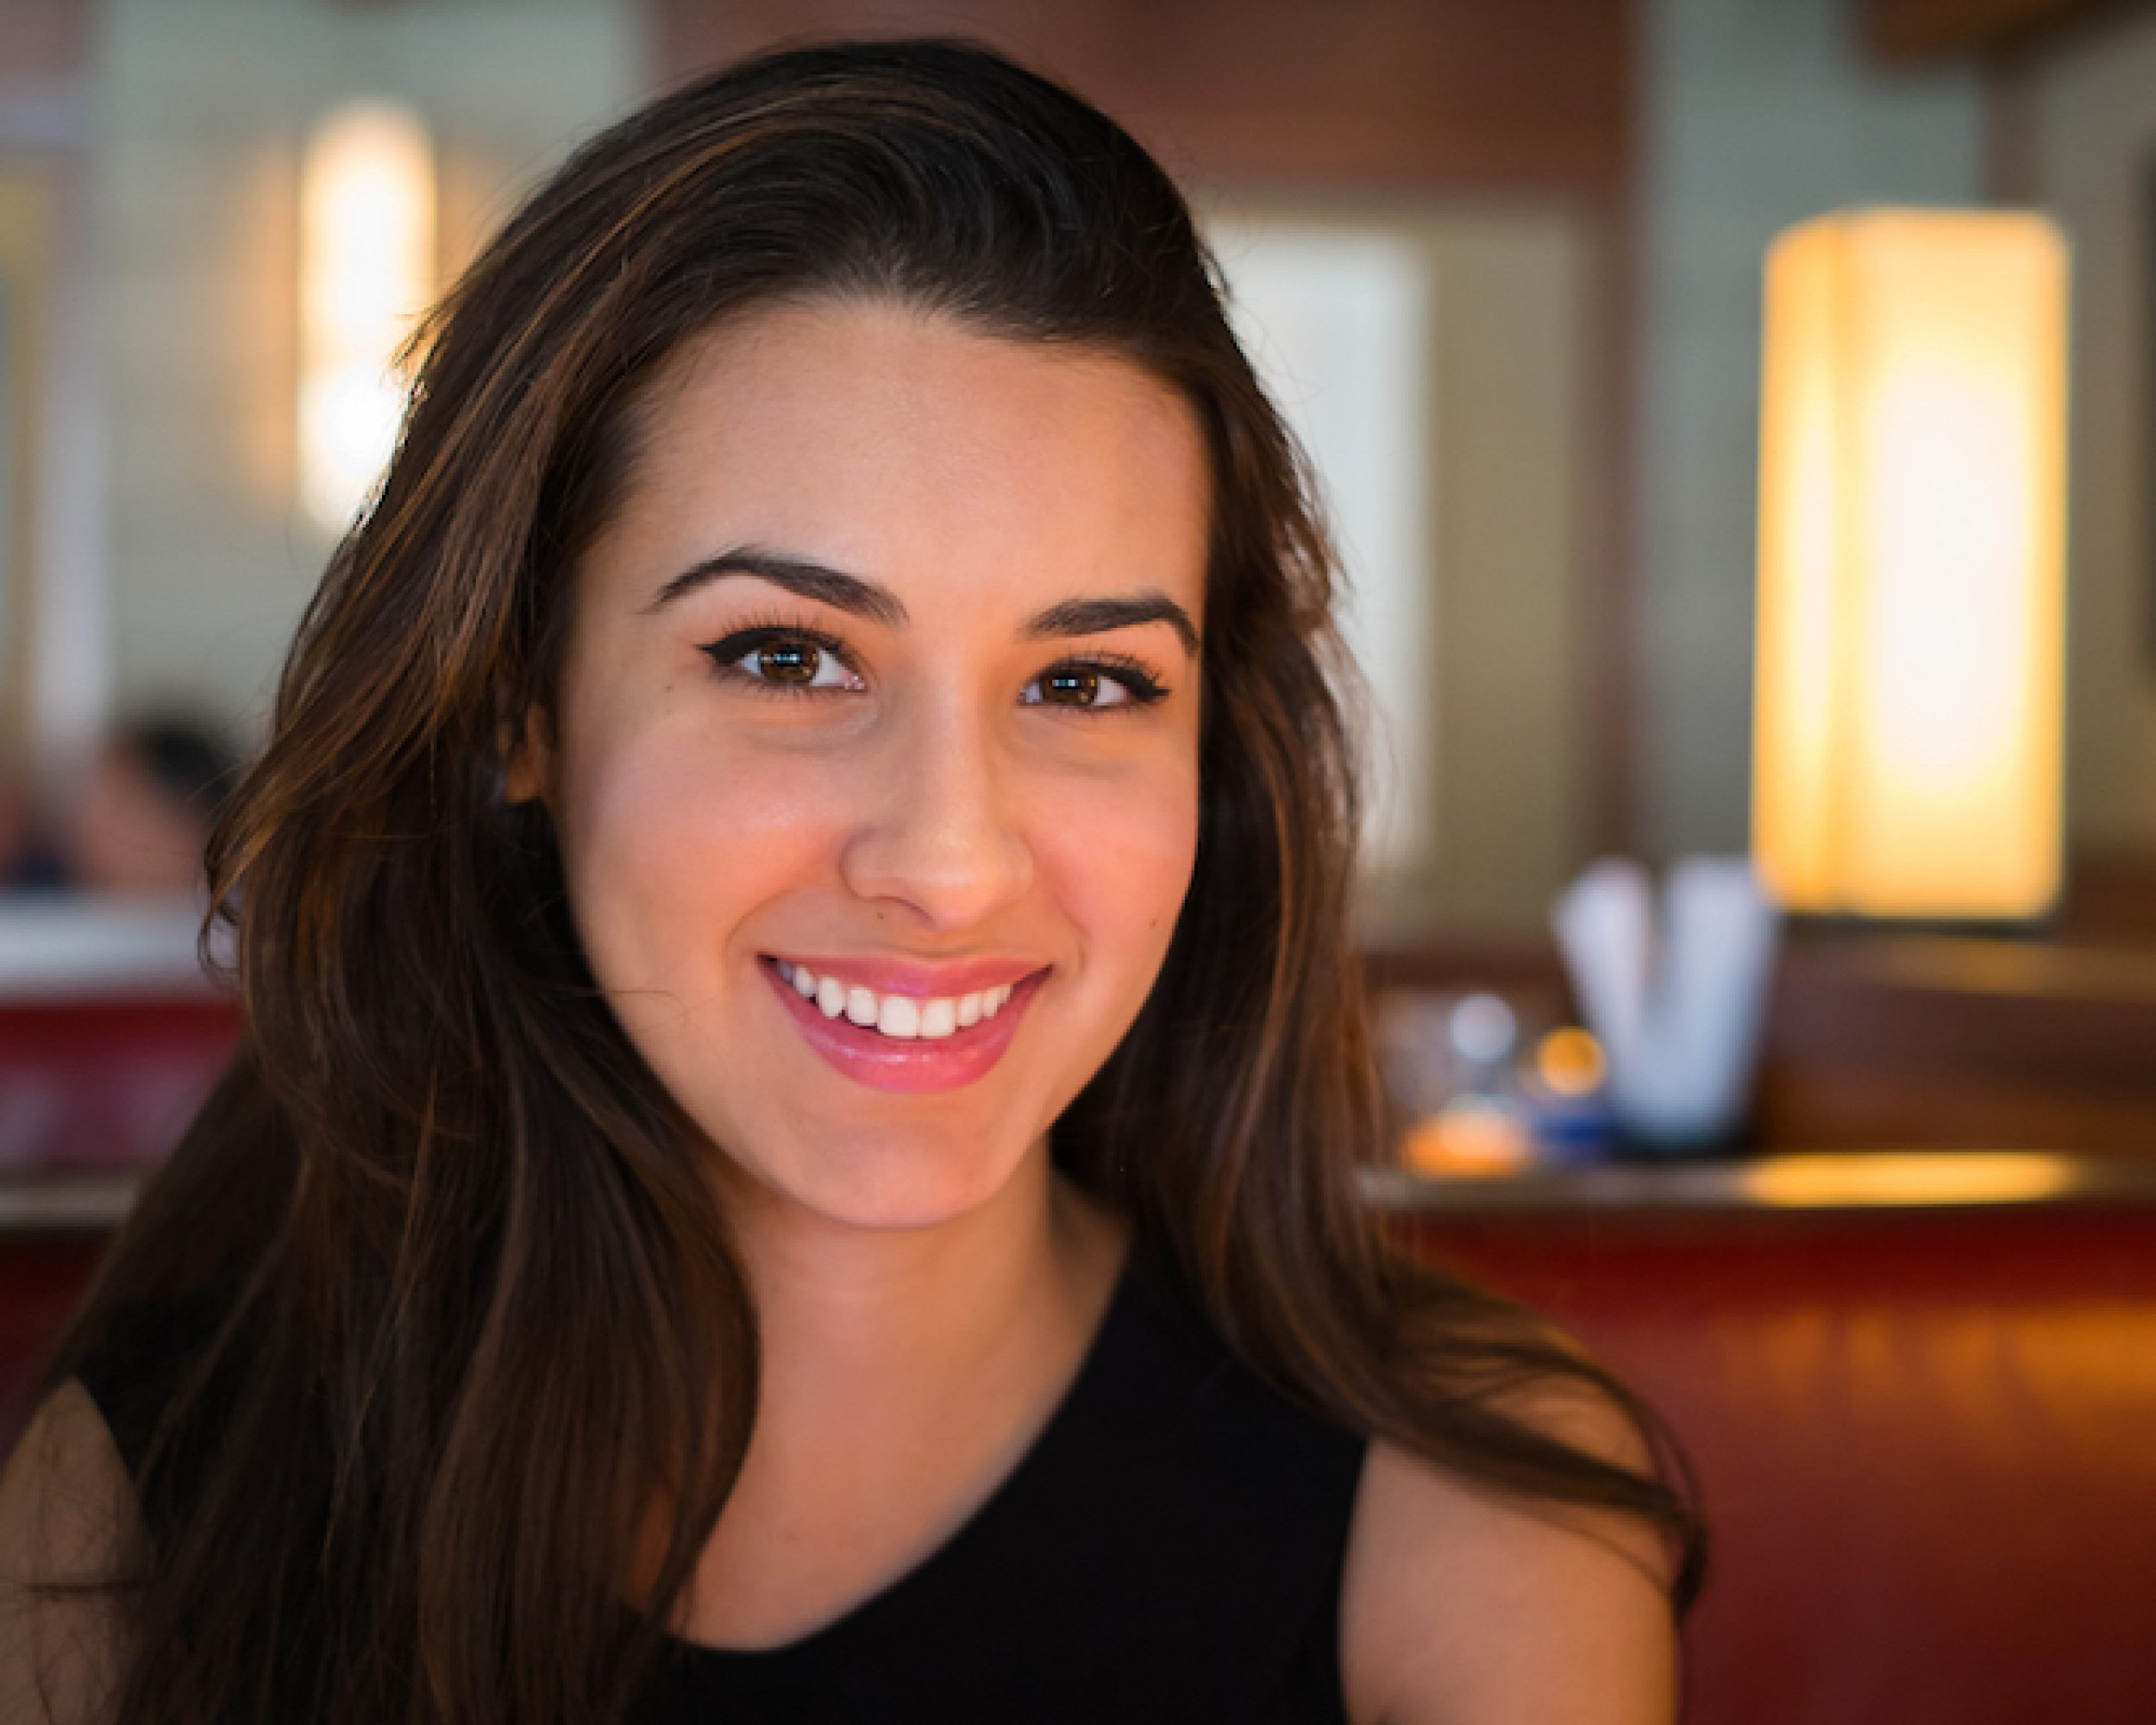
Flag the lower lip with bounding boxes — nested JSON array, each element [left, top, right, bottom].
[[759, 957, 1050, 1094]]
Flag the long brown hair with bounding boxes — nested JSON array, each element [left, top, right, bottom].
[[35, 37, 1703, 1724]]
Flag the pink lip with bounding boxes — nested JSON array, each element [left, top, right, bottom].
[[759, 955, 1048, 1094]]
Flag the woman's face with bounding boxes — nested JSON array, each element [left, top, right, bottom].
[[511, 299, 1209, 1231]]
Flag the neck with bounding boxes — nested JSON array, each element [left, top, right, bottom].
[[723, 1138, 1126, 1455], [631, 1141, 1130, 1640]]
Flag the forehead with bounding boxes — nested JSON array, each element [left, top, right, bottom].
[[589, 298, 1212, 619]]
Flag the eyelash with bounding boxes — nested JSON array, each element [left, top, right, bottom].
[[697, 613, 1172, 712]]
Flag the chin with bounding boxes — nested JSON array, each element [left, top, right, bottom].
[[743, 1132, 1029, 1233]]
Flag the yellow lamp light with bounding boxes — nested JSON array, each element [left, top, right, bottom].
[[1752, 209, 2068, 919], [298, 100, 436, 535]]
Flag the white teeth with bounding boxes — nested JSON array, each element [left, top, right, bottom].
[[875, 994, 920, 1038], [779, 958, 1025, 1041]]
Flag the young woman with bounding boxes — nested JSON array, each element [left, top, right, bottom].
[[0, 38, 1704, 1725]]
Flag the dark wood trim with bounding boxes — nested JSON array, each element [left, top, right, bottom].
[[1371, 1149, 2156, 1213], [648, 3, 1634, 193], [1981, 40, 2044, 204], [2055, 849, 2156, 945], [12, 1151, 2153, 1240], [1864, 0, 2145, 62], [1590, 161, 1641, 856], [0, 1170, 139, 1234]]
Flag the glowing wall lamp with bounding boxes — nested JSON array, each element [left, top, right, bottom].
[[1752, 209, 2069, 919], [298, 100, 436, 535]]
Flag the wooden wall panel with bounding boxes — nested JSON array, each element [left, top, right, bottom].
[[650, 0, 1632, 192], [1865, 0, 2143, 60]]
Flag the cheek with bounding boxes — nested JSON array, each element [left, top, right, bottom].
[[1031, 752, 1200, 978], [555, 720, 849, 989]]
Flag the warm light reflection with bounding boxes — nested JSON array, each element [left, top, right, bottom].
[[298, 100, 436, 533], [1401, 1101, 1535, 1178], [1752, 210, 2067, 918], [1740, 1151, 2078, 1208], [1535, 1027, 1606, 1098]]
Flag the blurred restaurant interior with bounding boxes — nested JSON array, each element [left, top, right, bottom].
[[2, 1, 2153, 1720]]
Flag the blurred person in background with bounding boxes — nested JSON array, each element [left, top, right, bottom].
[[0, 712, 238, 899], [66, 713, 240, 898]]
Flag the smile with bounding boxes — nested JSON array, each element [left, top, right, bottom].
[[757, 955, 1050, 1094], [775, 957, 1016, 1039]]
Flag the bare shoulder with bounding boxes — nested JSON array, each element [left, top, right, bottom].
[[0, 1377, 147, 1723], [1338, 1380, 1680, 1725]]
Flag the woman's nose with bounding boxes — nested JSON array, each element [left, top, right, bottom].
[[837, 705, 1034, 932]]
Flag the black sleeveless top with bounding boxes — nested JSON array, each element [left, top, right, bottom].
[[73, 1244, 1370, 1723]]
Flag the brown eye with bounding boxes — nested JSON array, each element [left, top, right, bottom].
[[759, 641, 821, 685], [1041, 667, 1101, 707], [1018, 656, 1167, 714], [700, 624, 863, 697]]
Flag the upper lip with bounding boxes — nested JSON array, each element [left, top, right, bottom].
[[765, 953, 1051, 999]]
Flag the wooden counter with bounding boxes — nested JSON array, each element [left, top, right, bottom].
[[10, 1151, 2156, 1240]]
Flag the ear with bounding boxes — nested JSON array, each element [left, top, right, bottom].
[[498, 703, 554, 807]]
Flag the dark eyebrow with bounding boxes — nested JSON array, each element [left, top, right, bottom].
[[648, 545, 1201, 660]]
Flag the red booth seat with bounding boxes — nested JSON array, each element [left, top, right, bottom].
[[0, 995, 241, 1172], [1405, 1204, 2156, 1725]]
